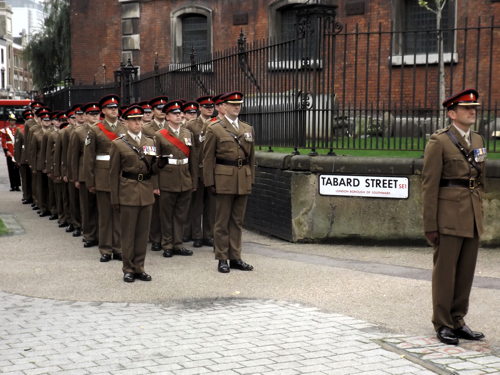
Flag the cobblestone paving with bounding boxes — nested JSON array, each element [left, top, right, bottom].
[[1, 292, 499, 375]]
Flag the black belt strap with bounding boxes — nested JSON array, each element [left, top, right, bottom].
[[216, 158, 249, 167], [446, 131, 482, 180], [440, 178, 480, 189], [122, 171, 151, 181]]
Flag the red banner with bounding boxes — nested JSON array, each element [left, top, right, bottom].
[[159, 129, 190, 157]]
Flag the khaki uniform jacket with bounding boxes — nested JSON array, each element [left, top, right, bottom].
[[45, 129, 59, 177], [185, 116, 214, 184], [23, 119, 37, 165], [422, 125, 486, 238], [84, 120, 127, 192], [110, 133, 158, 207], [30, 127, 47, 172], [59, 124, 74, 180], [155, 126, 197, 192], [27, 123, 41, 168], [14, 125, 26, 164], [69, 123, 91, 182], [41, 128, 53, 172], [143, 119, 166, 137], [53, 125, 67, 179], [203, 117, 255, 195]]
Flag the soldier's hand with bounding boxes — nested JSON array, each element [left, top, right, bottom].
[[209, 186, 216, 194], [153, 189, 160, 196], [63, 176, 68, 183], [88, 186, 96, 193], [75, 181, 80, 189], [425, 231, 439, 246]]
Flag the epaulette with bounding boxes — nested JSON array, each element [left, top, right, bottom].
[[434, 126, 450, 135]]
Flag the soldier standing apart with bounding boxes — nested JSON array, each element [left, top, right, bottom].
[[155, 100, 197, 258], [422, 89, 486, 345], [110, 105, 158, 283], [203, 92, 255, 273], [143, 96, 168, 252], [185, 96, 216, 248], [84, 94, 125, 262]]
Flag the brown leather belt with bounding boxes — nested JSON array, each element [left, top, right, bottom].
[[216, 158, 249, 167], [440, 179, 480, 189], [122, 171, 151, 181]]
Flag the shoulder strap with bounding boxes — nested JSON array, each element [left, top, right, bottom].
[[159, 129, 190, 157], [446, 130, 482, 177]]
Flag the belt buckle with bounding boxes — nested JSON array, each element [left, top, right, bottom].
[[469, 178, 475, 190], [137, 173, 144, 181], [237, 158, 243, 168], [177, 159, 182, 165]]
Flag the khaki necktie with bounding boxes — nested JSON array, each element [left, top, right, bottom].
[[232, 121, 239, 131], [464, 134, 470, 147]]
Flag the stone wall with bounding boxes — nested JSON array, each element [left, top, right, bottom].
[[245, 152, 500, 246]]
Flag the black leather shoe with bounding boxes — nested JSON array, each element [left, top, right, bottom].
[[113, 253, 122, 261], [202, 238, 214, 247], [173, 247, 193, 256], [123, 272, 135, 283], [230, 259, 254, 271], [49, 214, 58, 220], [39, 211, 49, 217], [218, 260, 230, 273], [163, 249, 173, 258], [437, 326, 459, 345], [58, 222, 68, 228], [65, 224, 75, 233], [83, 240, 98, 248], [100, 254, 111, 262], [193, 239, 203, 248], [151, 242, 161, 251], [32, 205, 38, 210], [134, 272, 152, 281], [23, 199, 33, 204], [453, 325, 485, 341], [72, 229, 82, 237]]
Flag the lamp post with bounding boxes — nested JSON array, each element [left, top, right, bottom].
[[64, 76, 74, 107], [114, 58, 138, 105]]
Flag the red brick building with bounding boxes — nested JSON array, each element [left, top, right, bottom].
[[70, 0, 500, 109]]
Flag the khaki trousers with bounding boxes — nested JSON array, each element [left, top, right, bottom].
[[20, 164, 32, 201], [214, 194, 248, 261], [160, 190, 191, 250], [79, 181, 98, 242], [61, 181, 70, 225], [187, 181, 215, 240], [432, 233, 479, 331], [96, 190, 121, 256], [36, 171, 48, 212], [54, 182, 64, 220], [47, 178, 57, 215], [120, 205, 152, 274], [148, 195, 161, 244], [68, 182, 81, 229]]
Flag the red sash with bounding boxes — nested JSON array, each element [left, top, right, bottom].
[[97, 122, 118, 141], [159, 129, 190, 157]]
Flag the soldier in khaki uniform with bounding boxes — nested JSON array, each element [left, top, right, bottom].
[[422, 89, 486, 345], [84, 94, 125, 262], [143, 96, 168, 251], [14, 112, 31, 203], [139, 101, 153, 126], [155, 100, 197, 257], [44, 112, 63, 221], [29, 107, 52, 217], [60, 104, 83, 236], [110, 105, 158, 283], [69, 103, 100, 248], [203, 92, 255, 273], [184, 96, 216, 248], [24, 101, 44, 209], [54, 108, 76, 229]]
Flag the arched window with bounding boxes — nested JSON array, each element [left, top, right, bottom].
[[171, 6, 212, 65]]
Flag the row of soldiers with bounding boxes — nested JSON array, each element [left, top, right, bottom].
[[11, 91, 255, 282]]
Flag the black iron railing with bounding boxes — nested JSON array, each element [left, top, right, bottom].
[[43, 17, 500, 152]]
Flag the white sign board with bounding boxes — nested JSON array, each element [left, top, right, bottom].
[[319, 175, 409, 199]]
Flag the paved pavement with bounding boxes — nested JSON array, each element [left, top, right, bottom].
[[0, 157, 499, 375]]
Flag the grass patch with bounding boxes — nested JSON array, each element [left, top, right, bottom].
[[0, 218, 9, 236]]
